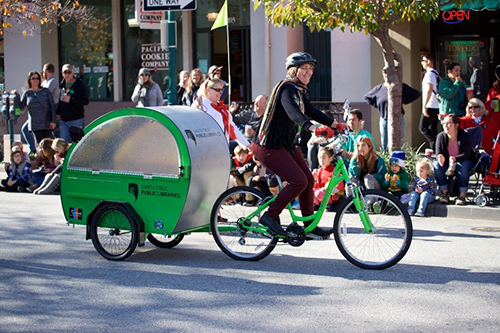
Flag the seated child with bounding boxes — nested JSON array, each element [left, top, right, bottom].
[[247, 156, 273, 198], [34, 138, 70, 195], [312, 147, 345, 212], [230, 145, 256, 187], [408, 158, 437, 217], [4, 140, 29, 176], [382, 151, 409, 198], [1, 146, 33, 192], [28, 138, 56, 193]]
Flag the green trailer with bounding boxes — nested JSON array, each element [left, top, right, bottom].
[[60, 106, 231, 260]]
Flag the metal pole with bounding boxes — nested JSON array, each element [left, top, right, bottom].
[[225, 22, 231, 106], [167, 11, 178, 105]]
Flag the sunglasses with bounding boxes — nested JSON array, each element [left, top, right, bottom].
[[210, 87, 223, 93], [140, 74, 149, 77], [63, 71, 73, 74], [468, 105, 481, 109], [30, 77, 40, 80]]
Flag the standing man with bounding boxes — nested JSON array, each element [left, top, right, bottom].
[[42, 63, 60, 138], [57, 64, 89, 143], [419, 54, 440, 151], [364, 67, 420, 151]]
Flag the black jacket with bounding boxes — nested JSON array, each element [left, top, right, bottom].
[[435, 128, 472, 163], [57, 77, 89, 121], [364, 83, 420, 120], [255, 83, 334, 153]]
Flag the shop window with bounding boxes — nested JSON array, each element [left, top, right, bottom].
[[122, 0, 182, 102], [60, 0, 113, 100]]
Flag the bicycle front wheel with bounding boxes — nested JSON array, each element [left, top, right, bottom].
[[333, 190, 412, 270], [211, 186, 277, 261]]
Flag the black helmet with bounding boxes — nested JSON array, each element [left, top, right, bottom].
[[285, 52, 317, 69]]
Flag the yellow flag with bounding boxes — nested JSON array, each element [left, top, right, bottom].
[[211, 0, 228, 31]]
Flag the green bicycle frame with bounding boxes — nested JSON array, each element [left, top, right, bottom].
[[237, 155, 374, 238]]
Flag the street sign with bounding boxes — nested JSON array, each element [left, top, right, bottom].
[[143, 0, 196, 12]]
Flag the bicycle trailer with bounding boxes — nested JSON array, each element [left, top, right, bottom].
[[60, 106, 230, 260]]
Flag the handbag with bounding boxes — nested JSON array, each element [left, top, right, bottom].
[[33, 91, 53, 123]]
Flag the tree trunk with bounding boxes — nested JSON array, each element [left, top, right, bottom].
[[372, 24, 403, 152]]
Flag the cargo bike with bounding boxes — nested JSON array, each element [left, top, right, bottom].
[[61, 106, 412, 269]]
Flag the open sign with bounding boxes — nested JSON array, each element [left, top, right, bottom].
[[442, 10, 471, 24]]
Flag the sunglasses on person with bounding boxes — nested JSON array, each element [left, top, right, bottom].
[[139, 73, 149, 77], [210, 87, 223, 93], [30, 77, 40, 80], [63, 71, 73, 74], [468, 105, 481, 109]]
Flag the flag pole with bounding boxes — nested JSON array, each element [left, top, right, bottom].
[[226, 19, 231, 106]]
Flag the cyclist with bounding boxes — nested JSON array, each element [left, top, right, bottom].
[[251, 52, 338, 236]]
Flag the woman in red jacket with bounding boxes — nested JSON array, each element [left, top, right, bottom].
[[459, 98, 500, 155]]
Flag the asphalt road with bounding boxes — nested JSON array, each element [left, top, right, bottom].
[[0, 192, 499, 332]]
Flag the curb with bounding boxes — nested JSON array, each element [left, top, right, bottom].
[[425, 202, 499, 221]]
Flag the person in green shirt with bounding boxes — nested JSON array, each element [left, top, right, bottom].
[[381, 151, 410, 198], [341, 109, 375, 158]]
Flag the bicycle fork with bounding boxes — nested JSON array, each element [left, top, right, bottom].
[[348, 185, 374, 233]]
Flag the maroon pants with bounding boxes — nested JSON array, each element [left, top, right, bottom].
[[251, 143, 314, 225]]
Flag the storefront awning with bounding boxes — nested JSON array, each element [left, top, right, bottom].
[[440, 0, 500, 11]]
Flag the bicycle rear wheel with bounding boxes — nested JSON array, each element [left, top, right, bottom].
[[333, 189, 412, 270], [211, 186, 277, 261]]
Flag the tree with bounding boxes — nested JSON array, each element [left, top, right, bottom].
[[0, 0, 97, 37], [254, 0, 468, 151], [0, 1, 100, 156]]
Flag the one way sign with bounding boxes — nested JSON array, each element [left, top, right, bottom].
[[143, 0, 196, 12]]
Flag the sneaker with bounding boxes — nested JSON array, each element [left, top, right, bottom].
[[408, 209, 415, 216], [17, 186, 28, 193], [415, 211, 425, 217], [439, 193, 449, 204], [26, 185, 37, 193], [259, 213, 287, 236], [242, 201, 254, 207], [326, 204, 335, 212], [455, 196, 466, 206]]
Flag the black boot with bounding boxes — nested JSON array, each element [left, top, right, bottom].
[[259, 213, 287, 236]]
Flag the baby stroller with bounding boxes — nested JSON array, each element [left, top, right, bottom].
[[474, 130, 500, 207]]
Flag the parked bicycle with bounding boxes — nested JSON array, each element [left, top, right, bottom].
[[211, 123, 413, 270]]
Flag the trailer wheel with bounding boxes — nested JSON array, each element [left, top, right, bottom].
[[147, 233, 184, 248], [90, 204, 138, 261]]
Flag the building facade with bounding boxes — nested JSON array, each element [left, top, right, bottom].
[[1, 0, 499, 149]]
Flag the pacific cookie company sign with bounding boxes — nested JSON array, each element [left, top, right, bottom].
[[141, 43, 169, 70]]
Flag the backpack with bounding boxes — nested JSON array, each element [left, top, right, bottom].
[[431, 69, 441, 101]]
